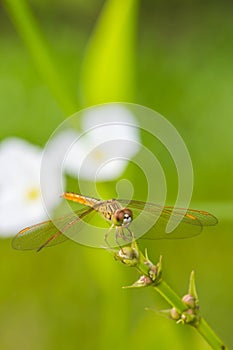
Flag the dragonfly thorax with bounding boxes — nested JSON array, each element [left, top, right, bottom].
[[113, 208, 133, 227]]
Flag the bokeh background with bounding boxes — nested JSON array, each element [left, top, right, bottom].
[[0, 0, 232, 349]]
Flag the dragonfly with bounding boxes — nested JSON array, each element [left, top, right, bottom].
[[12, 192, 218, 251]]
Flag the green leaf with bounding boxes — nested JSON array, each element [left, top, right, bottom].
[[3, 0, 78, 115], [188, 270, 198, 301], [81, 0, 139, 105]]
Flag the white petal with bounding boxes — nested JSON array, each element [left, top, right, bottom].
[[82, 104, 140, 146], [0, 137, 63, 236], [94, 159, 129, 181], [46, 105, 141, 182], [55, 105, 141, 181], [82, 104, 139, 130], [0, 138, 41, 185]]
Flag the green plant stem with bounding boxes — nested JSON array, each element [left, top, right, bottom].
[[3, 0, 78, 115], [155, 280, 187, 313], [155, 281, 227, 350], [197, 318, 227, 350], [118, 244, 227, 350]]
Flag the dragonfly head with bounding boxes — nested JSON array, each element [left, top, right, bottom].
[[114, 208, 133, 227]]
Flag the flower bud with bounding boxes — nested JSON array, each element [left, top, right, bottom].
[[182, 294, 196, 309], [134, 275, 152, 287], [170, 307, 180, 320], [118, 246, 139, 266], [181, 309, 196, 324], [119, 246, 136, 259]]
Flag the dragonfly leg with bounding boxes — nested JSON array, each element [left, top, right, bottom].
[[104, 224, 114, 248], [125, 227, 135, 241], [104, 226, 134, 248], [115, 227, 124, 247], [115, 227, 134, 246]]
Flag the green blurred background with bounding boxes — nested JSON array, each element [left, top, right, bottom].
[[0, 0, 232, 349]]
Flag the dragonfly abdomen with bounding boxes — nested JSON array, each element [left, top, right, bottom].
[[62, 192, 100, 207]]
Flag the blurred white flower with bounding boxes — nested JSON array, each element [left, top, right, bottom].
[[0, 138, 62, 236], [52, 105, 141, 181]]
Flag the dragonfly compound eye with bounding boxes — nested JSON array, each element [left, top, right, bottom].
[[123, 208, 133, 225], [114, 208, 133, 226]]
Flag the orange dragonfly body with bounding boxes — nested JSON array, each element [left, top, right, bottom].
[[12, 192, 218, 251]]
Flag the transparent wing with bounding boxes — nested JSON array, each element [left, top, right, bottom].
[[118, 199, 218, 240], [12, 206, 96, 251]]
